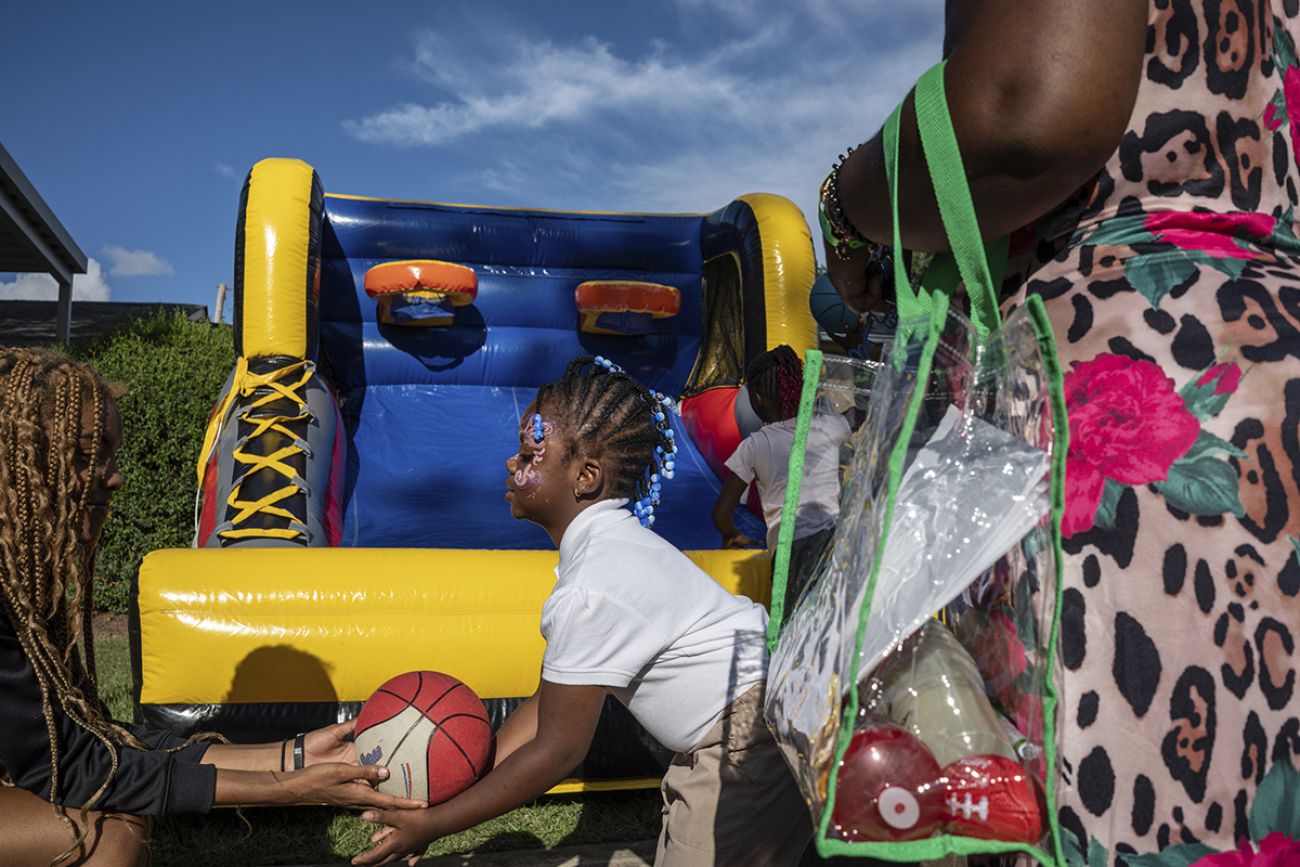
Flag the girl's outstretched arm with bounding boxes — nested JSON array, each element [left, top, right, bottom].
[[712, 474, 758, 549], [353, 679, 607, 867]]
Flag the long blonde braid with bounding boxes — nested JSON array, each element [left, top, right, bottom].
[[0, 348, 148, 858]]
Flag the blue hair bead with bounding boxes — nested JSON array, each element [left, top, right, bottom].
[[664, 429, 674, 439], [593, 355, 625, 375]]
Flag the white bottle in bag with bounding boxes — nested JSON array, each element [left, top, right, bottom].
[[864, 620, 1016, 767]]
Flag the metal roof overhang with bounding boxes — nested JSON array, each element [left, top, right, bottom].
[[0, 142, 89, 343]]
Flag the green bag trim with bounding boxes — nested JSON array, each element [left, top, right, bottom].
[[808, 59, 1069, 864], [884, 99, 930, 323], [766, 348, 824, 651], [815, 288, 965, 859], [1027, 291, 1072, 866]]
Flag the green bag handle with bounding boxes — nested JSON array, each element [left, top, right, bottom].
[[883, 94, 930, 323], [884, 61, 1006, 339]]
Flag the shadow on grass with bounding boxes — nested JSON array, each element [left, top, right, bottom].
[[152, 807, 344, 867], [553, 789, 662, 850], [148, 790, 664, 867]]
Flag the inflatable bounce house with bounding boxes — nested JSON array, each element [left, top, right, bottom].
[[131, 158, 817, 789]]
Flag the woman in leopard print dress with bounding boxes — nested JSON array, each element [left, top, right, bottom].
[[826, 0, 1300, 860]]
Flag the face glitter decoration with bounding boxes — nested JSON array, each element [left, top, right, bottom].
[[513, 412, 554, 490]]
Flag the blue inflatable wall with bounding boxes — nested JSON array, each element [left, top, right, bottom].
[[320, 196, 727, 551]]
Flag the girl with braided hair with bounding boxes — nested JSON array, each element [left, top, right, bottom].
[[0, 348, 425, 867], [712, 345, 850, 612], [355, 356, 808, 867]]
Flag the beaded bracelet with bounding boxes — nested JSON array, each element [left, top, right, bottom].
[[819, 146, 873, 260]]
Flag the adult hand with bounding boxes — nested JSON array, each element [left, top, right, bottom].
[[353, 807, 441, 866], [722, 532, 759, 549], [824, 239, 886, 315], [285, 764, 428, 811], [303, 718, 359, 767]]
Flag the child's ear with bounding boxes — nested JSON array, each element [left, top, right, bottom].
[[574, 458, 603, 500]]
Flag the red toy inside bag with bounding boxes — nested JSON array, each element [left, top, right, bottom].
[[830, 623, 1047, 845], [941, 754, 1047, 842], [830, 721, 945, 842]]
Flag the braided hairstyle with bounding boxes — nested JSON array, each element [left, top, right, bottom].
[[0, 348, 147, 853], [533, 356, 677, 526], [746, 344, 803, 422]]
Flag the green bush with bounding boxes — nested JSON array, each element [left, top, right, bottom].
[[73, 310, 235, 612]]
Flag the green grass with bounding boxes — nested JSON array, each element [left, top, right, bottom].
[[93, 636, 661, 866]]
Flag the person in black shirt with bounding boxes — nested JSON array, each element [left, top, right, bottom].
[[0, 349, 425, 866]]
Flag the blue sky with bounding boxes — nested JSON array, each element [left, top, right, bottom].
[[0, 0, 941, 316]]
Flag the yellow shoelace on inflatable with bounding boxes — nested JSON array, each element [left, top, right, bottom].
[[197, 357, 315, 542]]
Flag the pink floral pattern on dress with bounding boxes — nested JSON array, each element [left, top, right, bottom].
[[1286, 65, 1300, 158], [1190, 833, 1300, 867], [1145, 212, 1277, 259], [1196, 361, 1244, 394], [1062, 354, 1200, 536]]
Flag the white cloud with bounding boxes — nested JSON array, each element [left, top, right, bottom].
[[345, 34, 748, 147], [101, 245, 174, 277], [215, 163, 243, 182], [0, 258, 112, 301], [343, 2, 944, 259]]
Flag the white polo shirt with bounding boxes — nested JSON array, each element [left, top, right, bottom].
[[539, 499, 769, 753], [724, 414, 852, 549]]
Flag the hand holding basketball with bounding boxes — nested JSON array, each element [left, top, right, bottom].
[[352, 805, 444, 867], [284, 763, 428, 810], [302, 718, 361, 767]]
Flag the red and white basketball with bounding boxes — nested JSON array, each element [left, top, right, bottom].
[[353, 671, 492, 804]]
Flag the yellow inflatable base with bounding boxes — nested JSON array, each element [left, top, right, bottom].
[[137, 546, 772, 794]]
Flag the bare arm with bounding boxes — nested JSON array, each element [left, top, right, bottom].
[[212, 764, 426, 810], [202, 719, 359, 772], [712, 474, 757, 548], [353, 680, 607, 866], [828, 0, 1147, 311], [490, 691, 540, 769]]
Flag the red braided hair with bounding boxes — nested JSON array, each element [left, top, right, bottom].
[[746, 345, 803, 421]]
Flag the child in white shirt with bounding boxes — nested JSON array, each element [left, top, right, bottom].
[[356, 355, 808, 867], [712, 346, 850, 612]]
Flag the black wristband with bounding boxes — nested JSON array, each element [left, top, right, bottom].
[[280, 738, 289, 773], [293, 733, 306, 771]]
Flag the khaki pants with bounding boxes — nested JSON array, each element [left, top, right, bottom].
[[655, 684, 810, 867]]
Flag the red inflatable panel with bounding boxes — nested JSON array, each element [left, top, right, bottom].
[[680, 387, 743, 478]]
